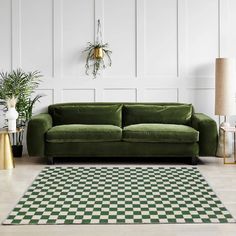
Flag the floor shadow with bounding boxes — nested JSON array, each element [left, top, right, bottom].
[[52, 156, 200, 166]]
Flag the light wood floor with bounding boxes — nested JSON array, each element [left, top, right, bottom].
[[0, 156, 236, 236]]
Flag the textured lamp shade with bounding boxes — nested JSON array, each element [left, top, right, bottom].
[[215, 58, 236, 115]]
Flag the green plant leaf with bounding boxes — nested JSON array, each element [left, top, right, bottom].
[[0, 68, 44, 144]]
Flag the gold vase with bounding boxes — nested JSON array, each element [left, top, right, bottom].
[[94, 47, 103, 59]]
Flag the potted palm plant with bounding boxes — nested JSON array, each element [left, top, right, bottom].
[[0, 69, 43, 157]]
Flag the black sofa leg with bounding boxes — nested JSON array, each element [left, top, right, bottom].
[[47, 156, 54, 165], [191, 156, 198, 165]]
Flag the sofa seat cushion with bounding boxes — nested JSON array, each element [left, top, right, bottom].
[[123, 124, 199, 143], [46, 124, 122, 142]]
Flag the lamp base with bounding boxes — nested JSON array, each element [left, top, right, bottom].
[[216, 122, 233, 157]]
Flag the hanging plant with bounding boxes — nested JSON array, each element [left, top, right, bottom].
[[83, 19, 112, 78]]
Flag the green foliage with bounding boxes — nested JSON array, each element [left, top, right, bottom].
[[0, 69, 43, 145], [83, 42, 112, 78]]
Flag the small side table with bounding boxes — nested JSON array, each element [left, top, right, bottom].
[[0, 128, 22, 170], [220, 126, 236, 165]]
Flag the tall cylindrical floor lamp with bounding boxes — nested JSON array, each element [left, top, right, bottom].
[[215, 58, 236, 157]]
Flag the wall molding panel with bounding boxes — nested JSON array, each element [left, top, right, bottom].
[[144, 0, 178, 78], [103, 88, 137, 102], [11, 0, 21, 69], [53, 0, 62, 78], [1, 0, 236, 126], [62, 89, 96, 102]]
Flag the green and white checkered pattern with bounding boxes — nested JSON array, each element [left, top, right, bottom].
[[3, 167, 235, 225]]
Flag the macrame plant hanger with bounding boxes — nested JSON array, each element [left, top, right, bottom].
[[96, 19, 103, 45], [94, 20, 104, 60]]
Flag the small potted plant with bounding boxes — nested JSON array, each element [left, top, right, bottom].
[[0, 69, 43, 157], [83, 20, 112, 78]]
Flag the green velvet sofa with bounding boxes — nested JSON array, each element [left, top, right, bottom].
[[27, 103, 218, 165]]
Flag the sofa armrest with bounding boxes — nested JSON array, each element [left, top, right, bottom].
[[27, 113, 53, 157], [191, 113, 218, 156]]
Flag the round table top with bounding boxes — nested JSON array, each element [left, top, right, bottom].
[[0, 127, 23, 134]]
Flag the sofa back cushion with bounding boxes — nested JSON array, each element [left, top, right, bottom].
[[49, 104, 122, 127], [123, 104, 193, 126]]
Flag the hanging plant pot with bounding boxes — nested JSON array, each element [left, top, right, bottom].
[[12, 145, 23, 158], [83, 19, 112, 78], [94, 47, 103, 59]]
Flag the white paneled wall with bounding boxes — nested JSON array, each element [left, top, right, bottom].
[[103, 0, 136, 77], [182, 0, 218, 77], [103, 89, 137, 102], [143, 89, 178, 103], [144, 0, 178, 77], [62, 89, 95, 102], [0, 0, 11, 72], [33, 89, 54, 112], [1, 0, 236, 128], [62, 0, 94, 77], [21, 0, 53, 76], [183, 89, 215, 116]]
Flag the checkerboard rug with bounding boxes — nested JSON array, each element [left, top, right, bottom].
[[3, 167, 235, 225]]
